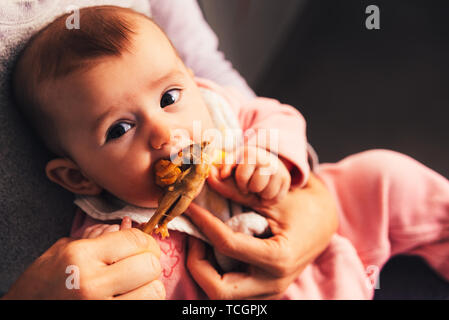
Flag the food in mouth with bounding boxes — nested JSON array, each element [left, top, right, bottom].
[[141, 142, 213, 238]]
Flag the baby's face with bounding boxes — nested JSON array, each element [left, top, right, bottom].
[[44, 19, 215, 207]]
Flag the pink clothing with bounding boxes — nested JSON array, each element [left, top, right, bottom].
[[71, 77, 311, 298], [71, 81, 449, 300], [283, 149, 449, 299], [194, 78, 310, 187]]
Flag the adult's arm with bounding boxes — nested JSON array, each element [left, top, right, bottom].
[[149, 0, 255, 98], [2, 226, 165, 300], [186, 168, 338, 299]]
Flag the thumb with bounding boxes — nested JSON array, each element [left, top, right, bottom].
[[207, 166, 260, 208]]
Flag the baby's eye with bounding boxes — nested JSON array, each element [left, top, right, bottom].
[[160, 89, 180, 108], [106, 122, 134, 141]]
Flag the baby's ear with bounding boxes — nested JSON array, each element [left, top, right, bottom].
[[45, 158, 102, 195]]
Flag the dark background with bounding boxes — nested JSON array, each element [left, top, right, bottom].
[[205, 0, 449, 299], [256, 0, 449, 181], [0, 0, 447, 299]]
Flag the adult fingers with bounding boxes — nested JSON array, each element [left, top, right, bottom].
[[114, 280, 166, 300], [187, 238, 289, 299], [90, 228, 160, 265], [185, 203, 285, 272], [103, 251, 162, 296]]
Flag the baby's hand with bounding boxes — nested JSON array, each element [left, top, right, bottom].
[[81, 216, 132, 239], [220, 146, 291, 204]]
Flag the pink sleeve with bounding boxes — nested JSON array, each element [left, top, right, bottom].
[[197, 78, 310, 187], [149, 0, 255, 98], [238, 97, 310, 187]]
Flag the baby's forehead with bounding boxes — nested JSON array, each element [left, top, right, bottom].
[[42, 11, 180, 103], [12, 6, 179, 155]]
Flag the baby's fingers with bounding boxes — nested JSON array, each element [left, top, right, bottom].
[[248, 167, 271, 194], [235, 164, 256, 194], [120, 216, 132, 230], [259, 174, 282, 201], [276, 179, 290, 201], [83, 224, 120, 239], [219, 163, 236, 180], [187, 237, 285, 300], [103, 224, 120, 234], [82, 224, 105, 239], [260, 181, 289, 207]]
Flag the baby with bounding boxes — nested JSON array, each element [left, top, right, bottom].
[[12, 6, 309, 298], [12, 6, 449, 300]]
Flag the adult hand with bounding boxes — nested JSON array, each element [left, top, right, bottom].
[[185, 166, 338, 299], [2, 226, 165, 300]]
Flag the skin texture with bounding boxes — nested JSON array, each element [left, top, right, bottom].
[[43, 18, 216, 208], [185, 167, 338, 299], [220, 145, 291, 204], [5, 16, 338, 299], [2, 218, 166, 300], [43, 18, 288, 209]]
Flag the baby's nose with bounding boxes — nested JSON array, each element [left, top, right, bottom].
[[149, 118, 173, 150]]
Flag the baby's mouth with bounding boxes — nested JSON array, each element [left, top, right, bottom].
[[141, 141, 213, 238]]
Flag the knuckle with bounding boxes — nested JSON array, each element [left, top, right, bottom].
[[77, 278, 99, 299], [273, 265, 289, 277], [271, 250, 294, 277], [62, 240, 85, 263], [53, 237, 72, 249], [123, 228, 159, 256], [124, 228, 148, 248]]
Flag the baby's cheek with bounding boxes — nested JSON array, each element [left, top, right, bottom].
[[96, 156, 160, 206]]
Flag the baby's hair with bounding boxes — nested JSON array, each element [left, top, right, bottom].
[[11, 5, 163, 157]]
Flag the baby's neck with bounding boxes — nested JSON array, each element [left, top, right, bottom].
[[99, 190, 158, 209]]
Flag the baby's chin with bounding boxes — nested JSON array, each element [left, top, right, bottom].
[[110, 187, 163, 209]]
